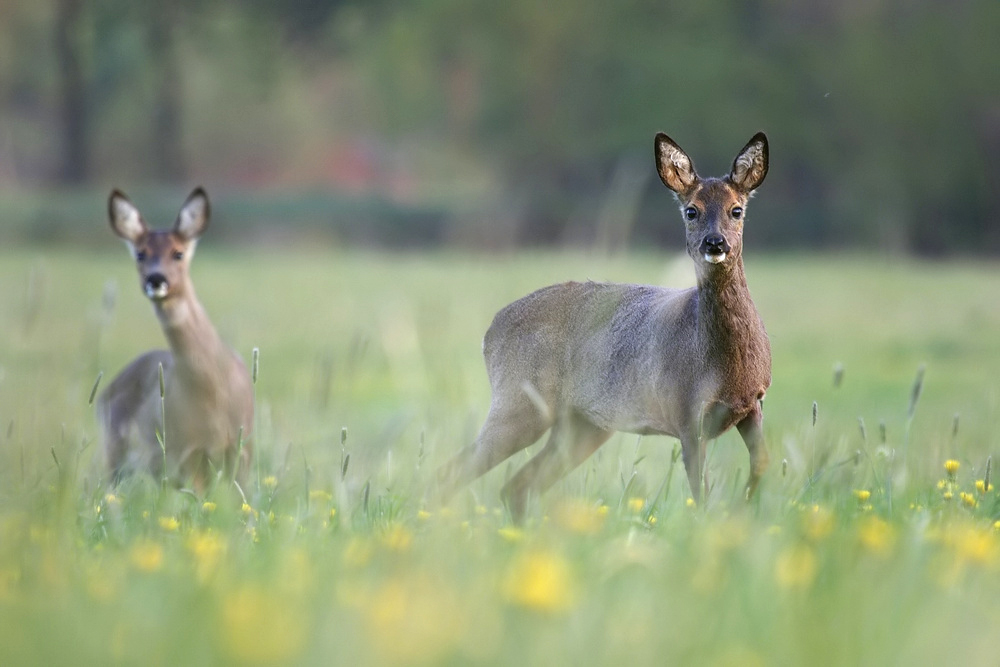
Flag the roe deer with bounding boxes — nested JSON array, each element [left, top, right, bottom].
[[97, 188, 253, 491], [438, 133, 771, 520]]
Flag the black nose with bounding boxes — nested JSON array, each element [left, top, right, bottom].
[[701, 234, 730, 255], [145, 274, 167, 290]]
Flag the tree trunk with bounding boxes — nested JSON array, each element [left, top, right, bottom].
[[54, 0, 87, 184]]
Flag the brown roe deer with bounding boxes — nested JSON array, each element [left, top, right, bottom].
[[97, 188, 253, 491], [439, 133, 771, 520]]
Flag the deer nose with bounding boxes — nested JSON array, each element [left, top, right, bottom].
[[144, 273, 169, 300], [701, 234, 730, 256]]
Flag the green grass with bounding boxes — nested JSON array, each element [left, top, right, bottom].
[[2, 248, 1000, 665]]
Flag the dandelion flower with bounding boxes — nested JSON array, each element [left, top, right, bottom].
[[262, 475, 278, 490], [104, 493, 121, 506], [158, 516, 180, 532], [774, 544, 817, 590], [945, 459, 960, 477], [959, 492, 977, 509], [976, 479, 993, 494], [380, 524, 413, 552], [553, 499, 606, 535], [858, 517, 896, 557], [129, 541, 164, 573], [627, 497, 645, 513], [503, 550, 575, 613], [498, 526, 525, 543], [219, 586, 306, 664], [803, 505, 834, 541], [853, 489, 871, 503], [202, 501, 217, 514], [686, 498, 697, 508]]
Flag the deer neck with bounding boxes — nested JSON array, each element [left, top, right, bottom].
[[154, 288, 229, 384], [695, 255, 763, 362]]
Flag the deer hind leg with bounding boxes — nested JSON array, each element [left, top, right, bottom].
[[437, 394, 552, 504], [736, 404, 768, 500], [500, 411, 612, 523]]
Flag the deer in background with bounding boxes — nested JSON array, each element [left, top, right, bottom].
[[439, 132, 772, 520], [97, 188, 253, 491]]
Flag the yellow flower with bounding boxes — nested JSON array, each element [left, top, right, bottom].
[[954, 527, 998, 565], [959, 492, 978, 509], [104, 493, 121, 506], [648, 515, 657, 526], [343, 538, 374, 568], [858, 517, 896, 557], [262, 475, 278, 490], [202, 501, 217, 514], [498, 526, 525, 543], [219, 586, 307, 664], [803, 505, 835, 541], [945, 459, 960, 477], [329, 508, 338, 521], [309, 489, 333, 503], [774, 544, 817, 590], [187, 530, 227, 582], [364, 576, 464, 664], [503, 550, 575, 613], [380, 523, 413, 552], [475, 505, 488, 516], [976, 479, 993, 493], [553, 498, 607, 535], [627, 497, 645, 513], [158, 516, 180, 532], [993, 521, 1000, 532], [685, 498, 697, 508], [943, 491, 954, 501], [853, 489, 871, 503], [129, 541, 164, 573], [417, 510, 432, 521]]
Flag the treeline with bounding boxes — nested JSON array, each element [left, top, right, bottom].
[[1, 0, 997, 253]]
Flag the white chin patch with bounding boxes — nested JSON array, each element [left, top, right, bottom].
[[145, 284, 169, 300], [704, 252, 727, 264]]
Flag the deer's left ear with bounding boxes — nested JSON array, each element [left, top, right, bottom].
[[175, 187, 211, 240], [729, 132, 768, 194]]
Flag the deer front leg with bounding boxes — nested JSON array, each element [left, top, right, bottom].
[[736, 403, 768, 500], [679, 432, 707, 504]]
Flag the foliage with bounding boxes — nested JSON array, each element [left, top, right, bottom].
[[0, 0, 997, 252]]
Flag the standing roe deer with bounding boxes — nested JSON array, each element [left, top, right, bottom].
[[438, 132, 771, 520], [97, 188, 253, 491]]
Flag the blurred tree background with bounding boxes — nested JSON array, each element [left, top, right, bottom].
[[0, 0, 997, 253]]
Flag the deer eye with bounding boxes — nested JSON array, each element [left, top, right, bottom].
[[135, 250, 147, 262], [684, 207, 698, 221], [731, 207, 743, 219], [172, 250, 184, 261]]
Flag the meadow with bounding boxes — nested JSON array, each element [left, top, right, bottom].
[[2, 247, 1000, 666]]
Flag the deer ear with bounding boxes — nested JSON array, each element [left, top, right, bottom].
[[108, 190, 146, 242], [655, 133, 698, 194], [175, 187, 210, 240], [729, 132, 768, 193]]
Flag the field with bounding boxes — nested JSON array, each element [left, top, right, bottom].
[[2, 247, 1000, 665]]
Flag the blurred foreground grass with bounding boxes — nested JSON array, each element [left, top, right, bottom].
[[2, 249, 1000, 665]]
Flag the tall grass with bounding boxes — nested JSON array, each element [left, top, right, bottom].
[[1, 249, 1000, 665]]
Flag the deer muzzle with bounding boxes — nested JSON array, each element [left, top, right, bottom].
[[144, 273, 169, 300], [701, 234, 730, 264]]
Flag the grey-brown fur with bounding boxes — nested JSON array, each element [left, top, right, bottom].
[[438, 133, 771, 520], [97, 188, 253, 491]]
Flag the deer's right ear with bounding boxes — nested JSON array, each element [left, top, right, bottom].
[[108, 190, 146, 243], [655, 133, 698, 194]]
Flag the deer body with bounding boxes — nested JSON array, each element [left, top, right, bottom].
[[439, 133, 771, 519], [98, 188, 253, 489]]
